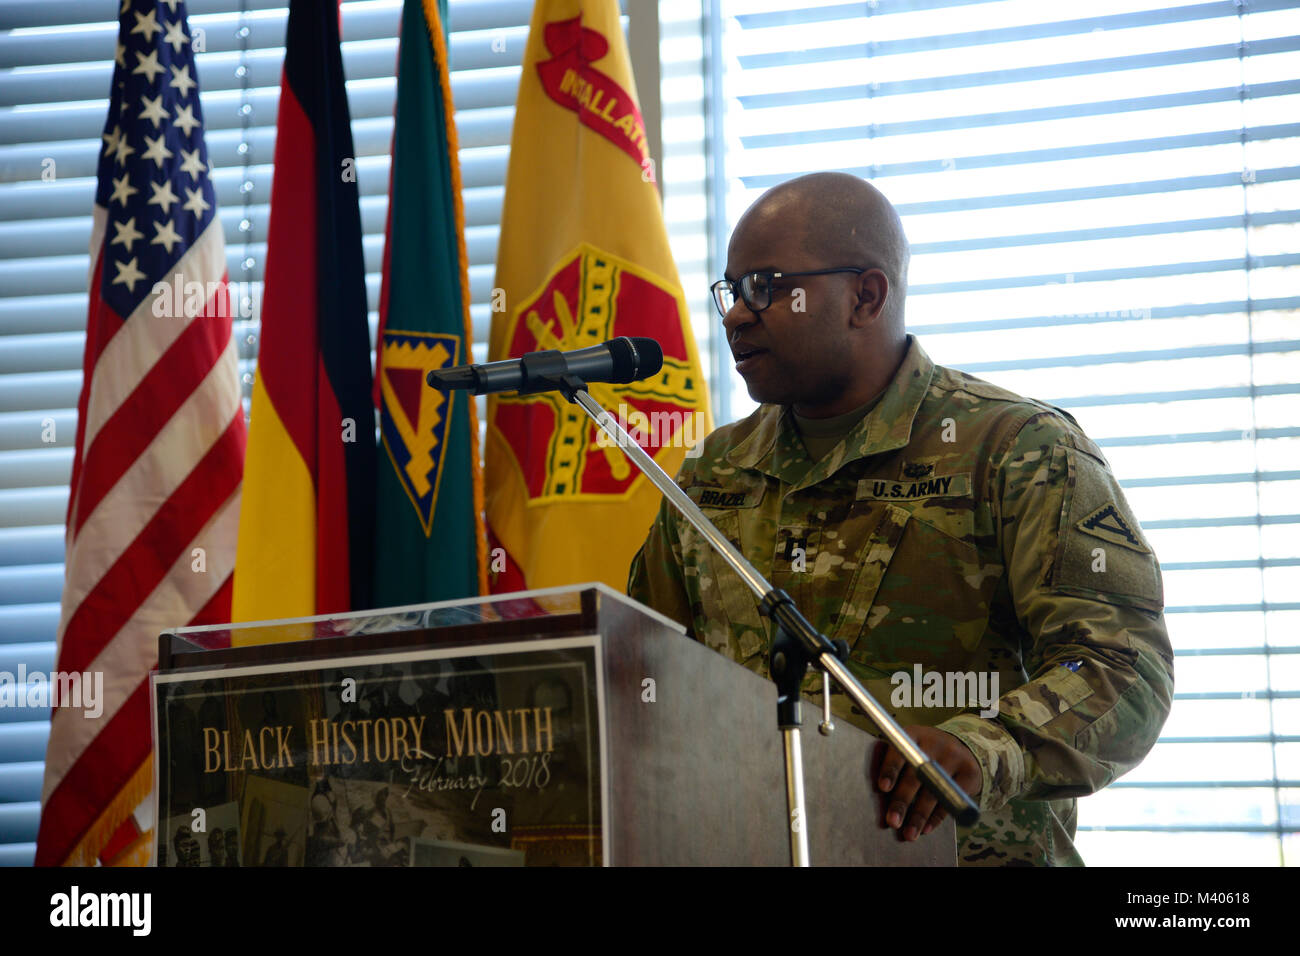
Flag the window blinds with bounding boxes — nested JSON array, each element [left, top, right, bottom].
[[707, 0, 1298, 864]]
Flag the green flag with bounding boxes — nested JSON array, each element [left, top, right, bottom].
[[373, 0, 486, 604]]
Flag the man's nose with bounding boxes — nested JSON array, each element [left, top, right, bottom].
[[721, 298, 758, 339]]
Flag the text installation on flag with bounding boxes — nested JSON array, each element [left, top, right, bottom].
[[372, 0, 487, 606], [486, 0, 712, 592], [232, 0, 376, 622], [36, 0, 246, 866]]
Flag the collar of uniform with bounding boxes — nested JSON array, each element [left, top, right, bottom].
[[724, 335, 935, 487]]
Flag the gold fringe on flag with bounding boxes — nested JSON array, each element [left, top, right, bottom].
[[423, 0, 489, 596], [60, 755, 152, 867], [105, 828, 155, 868]]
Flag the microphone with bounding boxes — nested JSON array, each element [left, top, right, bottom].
[[427, 336, 664, 396]]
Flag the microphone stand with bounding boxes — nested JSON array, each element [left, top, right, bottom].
[[540, 373, 979, 866]]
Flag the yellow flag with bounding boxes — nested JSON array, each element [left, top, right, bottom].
[[486, 0, 712, 591]]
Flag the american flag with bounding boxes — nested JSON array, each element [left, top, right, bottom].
[[36, 0, 246, 866]]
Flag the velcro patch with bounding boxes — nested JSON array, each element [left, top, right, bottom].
[[1076, 502, 1150, 554], [857, 473, 971, 501], [1052, 445, 1162, 612]]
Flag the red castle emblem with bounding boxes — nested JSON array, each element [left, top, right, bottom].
[[492, 243, 704, 503]]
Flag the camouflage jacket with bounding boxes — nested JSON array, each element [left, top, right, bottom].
[[628, 336, 1174, 866]]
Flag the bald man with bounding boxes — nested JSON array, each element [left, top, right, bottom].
[[628, 172, 1173, 866]]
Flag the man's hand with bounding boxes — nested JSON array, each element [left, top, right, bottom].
[[873, 725, 982, 841]]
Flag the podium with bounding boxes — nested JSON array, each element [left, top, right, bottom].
[[153, 584, 955, 866]]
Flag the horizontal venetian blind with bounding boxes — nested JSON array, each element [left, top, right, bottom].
[[708, 0, 1299, 864]]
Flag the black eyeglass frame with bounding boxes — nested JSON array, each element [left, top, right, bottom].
[[710, 268, 867, 318]]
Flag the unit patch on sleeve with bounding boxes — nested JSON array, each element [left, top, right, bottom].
[[1076, 502, 1150, 554], [1051, 445, 1163, 612]]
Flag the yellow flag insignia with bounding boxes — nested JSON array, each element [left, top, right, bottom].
[[379, 331, 460, 535]]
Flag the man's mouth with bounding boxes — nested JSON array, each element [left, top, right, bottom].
[[732, 345, 767, 370]]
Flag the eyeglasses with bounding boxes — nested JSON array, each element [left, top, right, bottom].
[[710, 268, 866, 318]]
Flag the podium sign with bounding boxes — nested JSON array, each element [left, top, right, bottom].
[[152, 585, 955, 867], [154, 637, 607, 867]]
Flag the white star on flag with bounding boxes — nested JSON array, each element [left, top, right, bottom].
[[139, 93, 167, 127], [109, 173, 137, 206], [151, 218, 183, 254], [163, 19, 189, 54], [132, 49, 164, 84], [112, 256, 146, 292], [131, 9, 162, 42], [148, 179, 180, 214], [102, 124, 122, 156], [182, 186, 211, 216], [173, 103, 200, 137], [113, 135, 135, 165], [179, 148, 207, 180], [142, 132, 173, 168], [169, 64, 196, 98], [111, 217, 144, 251]]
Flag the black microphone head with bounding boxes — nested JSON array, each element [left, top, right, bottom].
[[607, 336, 664, 383], [426, 365, 477, 391]]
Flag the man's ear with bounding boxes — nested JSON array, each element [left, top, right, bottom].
[[850, 269, 889, 327]]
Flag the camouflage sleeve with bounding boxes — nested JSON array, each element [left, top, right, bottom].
[[938, 411, 1175, 813], [627, 496, 696, 638]]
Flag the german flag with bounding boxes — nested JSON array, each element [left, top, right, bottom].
[[232, 0, 375, 620]]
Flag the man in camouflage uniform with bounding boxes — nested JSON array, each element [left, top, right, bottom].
[[628, 172, 1174, 866]]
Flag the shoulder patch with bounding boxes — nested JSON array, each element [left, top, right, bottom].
[[1050, 445, 1162, 612], [1076, 503, 1150, 554]]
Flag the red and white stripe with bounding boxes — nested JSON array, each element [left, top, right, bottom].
[[36, 209, 246, 866]]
